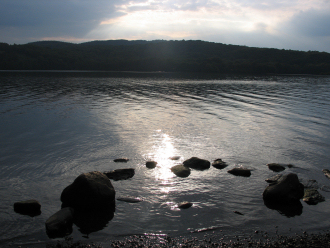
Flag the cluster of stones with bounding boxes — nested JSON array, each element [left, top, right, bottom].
[[13, 157, 330, 239]]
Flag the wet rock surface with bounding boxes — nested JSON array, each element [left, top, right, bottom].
[[171, 164, 191, 177], [183, 157, 210, 170], [211, 159, 228, 169], [303, 189, 325, 205], [227, 167, 251, 177], [13, 199, 41, 217], [263, 173, 304, 204], [146, 161, 157, 169], [267, 163, 286, 172], [61, 171, 116, 211], [104, 168, 135, 181]]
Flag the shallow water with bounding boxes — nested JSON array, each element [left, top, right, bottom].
[[0, 71, 330, 246]]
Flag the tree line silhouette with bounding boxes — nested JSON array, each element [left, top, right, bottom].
[[0, 40, 329, 75]]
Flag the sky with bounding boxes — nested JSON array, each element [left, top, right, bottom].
[[1, 0, 330, 52]]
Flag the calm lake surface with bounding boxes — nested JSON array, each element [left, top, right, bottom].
[[1, 71, 330, 247]]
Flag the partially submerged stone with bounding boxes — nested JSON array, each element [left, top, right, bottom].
[[13, 199, 41, 217], [146, 161, 157, 169], [178, 201, 193, 209], [267, 163, 286, 172], [114, 158, 129, 162], [227, 167, 251, 177], [104, 168, 135, 181], [171, 164, 191, 177], [45, 207, 74, 238], [169, 156, 181, 160], [265, 174, 283, 184], [263, 173, 304, 204], [303, 189, 325, 205], [322, 169, 330, 179], [117, 197, 143, 203], [183, 157, 210, 170], [61, 171, 116, 211], [212, 159, 228, 169]]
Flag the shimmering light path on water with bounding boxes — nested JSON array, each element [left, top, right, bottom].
[[0, 71, 330, 247]]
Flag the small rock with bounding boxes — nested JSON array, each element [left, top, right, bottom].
[[227, 167, 251, 177], [322, 169, 330, 179], [45, 207, 74, 238], [303, 189, 325, 205], [104, 168, 135, 181], [169, 156, 181, 160], [117, 197, 143, 203], [114, 158, 129, 162], [265, 174, 283, 184], [146, 161, 157, 169], [171, 164, 191, 177], [178, 201, 193, 209], [234, 211, 244, 215], [183, 157, 210, 170], [267, 163, 286, 172], [13, 199, 41, 217], [212, 159, 228, 169]]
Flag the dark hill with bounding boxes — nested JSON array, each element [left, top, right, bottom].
[[0, 39, 329, 74]]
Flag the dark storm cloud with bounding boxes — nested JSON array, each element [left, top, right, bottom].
[[288, 8, 330, 37], [0, 0, 125, 40]]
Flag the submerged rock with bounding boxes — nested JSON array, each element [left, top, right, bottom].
[[178, 201, 193, 209], [265, 174, 283, 184], [267, 163, 286, 172], [303, 189, 325, 205], [61, 171, 116, 211], [104, 168, 135, 181], [146, 161, 157, 169], [13, 199, 41, 217], [227, 167, 251, 177], [212, 159, 228, 169], [171, 164, 191, 177], [169, 156, 181, 160], [117, 197, 143, 203], [45, 207, 74, 238], [183, 157, 210, 170], [263, 173, 304, 204], [322, 169, 330, 179], [114, 158, 129, 162]]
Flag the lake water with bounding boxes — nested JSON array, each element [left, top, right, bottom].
[[1, 71, 330, 247]]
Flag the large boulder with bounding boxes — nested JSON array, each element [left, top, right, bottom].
[[171, 164, 191, 177], [14, 199, 41, 217], [104, 168, 135, 181], [45, 207, 74, 238], [61, 171, 115, 211], [263, 173, 304, 204], [183, 157, 210, 170]]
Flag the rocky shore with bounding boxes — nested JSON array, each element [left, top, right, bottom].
[[46, 230, 330, 248]]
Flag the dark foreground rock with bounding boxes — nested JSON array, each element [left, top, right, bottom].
[[171, 164, 191, 177], [212, 159, 228, 169], [13, 199, 41, 216], [45, 207, 74, 238], [263, 173, 304, 204], [61, 171, 115, 211], [227, 167, 251, 177], [183, 157, 210, 170], [104, 168, 135, 181], [146, 161, 157, 169]]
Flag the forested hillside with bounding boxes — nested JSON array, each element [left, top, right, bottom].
[[0, 40, 329, 74]]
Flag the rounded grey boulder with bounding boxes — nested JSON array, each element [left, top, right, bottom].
[[171, 164, 191, 177], [45, 207, 74, 238], [61, 171, 115, 211]]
